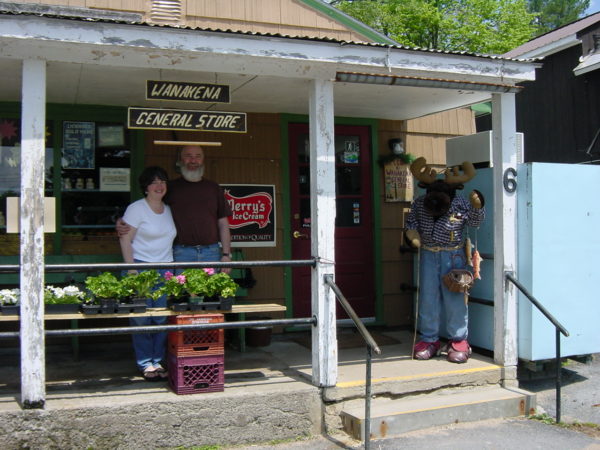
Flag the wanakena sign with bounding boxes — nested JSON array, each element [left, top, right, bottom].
[[146, 80, 230, 103], [128, 107, 247, 133], [384, 159, 413, 202], [223, 184, 276, 247]]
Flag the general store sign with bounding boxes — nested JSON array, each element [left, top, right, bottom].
[[223, 184, 276, 247], [128, 107, 247, 133], [146, 80, 230, 103]]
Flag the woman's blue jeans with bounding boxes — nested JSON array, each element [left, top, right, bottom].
[[128, 263, 169, 372], [417, 247, 469, 343]]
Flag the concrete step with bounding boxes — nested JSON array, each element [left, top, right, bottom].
[[340, 385, 536, 440]]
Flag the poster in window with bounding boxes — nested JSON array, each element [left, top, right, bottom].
[[222, 184, 276, 247], [62, 121, 95, 169]]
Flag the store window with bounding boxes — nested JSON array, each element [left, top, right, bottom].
[[0, 117, 131, 257]]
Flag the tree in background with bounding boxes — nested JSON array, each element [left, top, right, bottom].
[[332, 0, 536, 54], [528, 0, 591, 35]]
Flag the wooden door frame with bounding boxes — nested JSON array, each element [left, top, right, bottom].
[[279, 114, 384, 325]]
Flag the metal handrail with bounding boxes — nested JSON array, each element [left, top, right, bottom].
[[505, 272, 570, 423], [324, 274, 380, 450], [0, 259, 317, 274], [0, 318, 316, 340]]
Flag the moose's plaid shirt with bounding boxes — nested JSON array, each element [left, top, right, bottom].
[[406, 194, 485, 248]]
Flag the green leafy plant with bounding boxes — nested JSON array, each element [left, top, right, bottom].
[[84, 272, 129, 302], [44, 285, 86, 304], [205, 272, 239, 298], [120, 270, 162, 301], [160, 269, 239, 300], [161, 271, 188, 299]]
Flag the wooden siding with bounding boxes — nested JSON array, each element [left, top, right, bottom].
[[14, 0, 371, 42], [516, 44, 600, 163], [143, 113, 288, 311]]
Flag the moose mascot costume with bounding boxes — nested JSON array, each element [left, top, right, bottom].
[[405, 157, 485, 363]]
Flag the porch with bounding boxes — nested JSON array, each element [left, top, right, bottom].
[[0, 328, 510, 448]]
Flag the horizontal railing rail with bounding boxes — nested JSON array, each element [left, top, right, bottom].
[[0, 259, 317, 274], [505, 272, 570, 423], [0, 318, 316, 340]]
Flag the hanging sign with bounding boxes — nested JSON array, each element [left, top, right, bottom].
[[146, 80, 230, 103], [222, 184, 276, 247], [384, 158, 413, 202], [128, 107, 247, 133]]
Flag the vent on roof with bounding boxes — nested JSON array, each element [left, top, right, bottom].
[[150, 0, 182, 23]]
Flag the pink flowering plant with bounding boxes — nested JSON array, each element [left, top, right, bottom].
[[160, 268, 238, 299], [161, 271, 188, 299]]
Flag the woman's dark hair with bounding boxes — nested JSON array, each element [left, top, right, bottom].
[[139, 166, 169, 194]]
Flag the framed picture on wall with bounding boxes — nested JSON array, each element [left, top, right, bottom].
[[97, 124, 125, 148]]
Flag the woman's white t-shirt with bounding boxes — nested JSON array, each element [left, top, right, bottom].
[[122, 198, 177, 262]]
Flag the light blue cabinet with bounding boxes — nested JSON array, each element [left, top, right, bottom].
[[464, 163, 600, 361]]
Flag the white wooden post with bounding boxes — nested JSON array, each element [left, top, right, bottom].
[[308, 79, 337, 387], [20, 58, 47, 408], [491, 93, 518, 373]]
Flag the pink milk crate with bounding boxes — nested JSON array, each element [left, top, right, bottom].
[[168, 353, 224, 395], [168, 313, 224, 357]]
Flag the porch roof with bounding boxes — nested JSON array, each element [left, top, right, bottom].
[[0, 8, 540, 120]]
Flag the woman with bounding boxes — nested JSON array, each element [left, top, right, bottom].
[[119, 166, 177, 381]]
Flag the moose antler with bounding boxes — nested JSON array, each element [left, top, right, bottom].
[[410, 157, 438, 184], [444, 161, 476, 184]]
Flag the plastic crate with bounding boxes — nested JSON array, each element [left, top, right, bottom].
[[168, 314, 224, 356], [168, 353, 224, 395]]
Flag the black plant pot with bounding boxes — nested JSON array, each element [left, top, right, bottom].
[[44, 304, 81, 314], [99, 298, 118, 314], [1, 305, 20, 315], [81, 304, 101, 315], [117, 300, 147, 313]]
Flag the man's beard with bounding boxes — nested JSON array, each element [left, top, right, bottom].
[[181, 165, 204, 182]]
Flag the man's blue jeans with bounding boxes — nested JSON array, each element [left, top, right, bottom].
[[417, 247, 469, 343], [173, 243, 221, 266], [128, 264, 169, 372]]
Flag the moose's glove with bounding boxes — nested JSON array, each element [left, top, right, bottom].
[[469, 189, 485, 209], [405, 229, 421, 248]]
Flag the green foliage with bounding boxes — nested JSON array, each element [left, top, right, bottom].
[[204, 272, 239, 298], [528, 0, 590, 35], [85, 272, 129, 301], [120, 270, 162, 301], [44, 285, 86, 304], [334, 0, 537, 54], [159, 269, 239, 299], [161, 271, 188, 299]]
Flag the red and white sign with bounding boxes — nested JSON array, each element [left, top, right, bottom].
[[222, 184, 276, 247]]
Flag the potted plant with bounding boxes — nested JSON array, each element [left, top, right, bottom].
[[44, 285, 86, 314], [161, 271, 189, 309], [0, 288, 20, 315], [163, 269, 238, 311], [119, 270, 162, 313], [204, 272, 239, 310], [84, 272, 129, 314]]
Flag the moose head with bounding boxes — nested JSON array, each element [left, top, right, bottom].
[[410, 157, 476, 218]]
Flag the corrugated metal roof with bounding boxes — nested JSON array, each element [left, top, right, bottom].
[[0, 3, 538, 63]]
